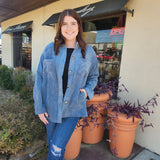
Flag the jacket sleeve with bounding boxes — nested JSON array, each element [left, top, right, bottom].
[[33, 48, 47, 115], [83, 47, 99, 100]]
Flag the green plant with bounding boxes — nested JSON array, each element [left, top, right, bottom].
[[0, 95, 45, 156], [0, 65, 14, 89], [12, 67, 34, 103], [13, 67, 26, 92], [19, 69, 34, 103], [19, 83, 33, 102]]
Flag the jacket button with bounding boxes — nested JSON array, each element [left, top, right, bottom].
[[65, 101, 68, 104], [69, 70, 72, 73], [67, 85, 69, 88], [72, 57, 75, 59]]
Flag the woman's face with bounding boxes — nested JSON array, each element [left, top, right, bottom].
[[61, 16, 79, 43]]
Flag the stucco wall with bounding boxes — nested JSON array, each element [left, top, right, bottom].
[[119, 0, 160, 154], [1, 33, 13, 66], [1, 0, 102, 73]]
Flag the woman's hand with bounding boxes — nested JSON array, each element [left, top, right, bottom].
[[38, 112, 49, 125], [80, 89, 88, 98]]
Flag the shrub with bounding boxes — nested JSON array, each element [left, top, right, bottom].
[[12, 67, 26, 92], [0, 65, 14, 89], [0, 66, 34, 97], [0, 66, 44, 157], [0, 94, 45, 156], [11, 67, 34, 103], [19, 69, 34, 103], [19, 83, 33, 102]]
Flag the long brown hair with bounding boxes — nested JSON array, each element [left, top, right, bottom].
[[54, 9, 86, 58]]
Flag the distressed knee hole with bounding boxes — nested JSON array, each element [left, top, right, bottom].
[[51, 144, 62, 157]]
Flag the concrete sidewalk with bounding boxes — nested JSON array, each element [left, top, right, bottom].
[[41, 138, 160, 160], [73, 129, 160, 160], [77, 140, 160, 160], [78, 140, 142, 160], [39, 128, 160, 160]]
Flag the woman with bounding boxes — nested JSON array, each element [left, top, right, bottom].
[[33, 9, 99, 160]]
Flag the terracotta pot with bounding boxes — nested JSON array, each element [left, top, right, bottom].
[[107, 108, 141, 158], [64, 119, 83, 160], [82, 93, 110, 144], [86, 93, 110, 106]]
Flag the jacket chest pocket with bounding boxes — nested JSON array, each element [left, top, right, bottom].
[[43, 59, 57, 79], [76, 58, 91, 76]]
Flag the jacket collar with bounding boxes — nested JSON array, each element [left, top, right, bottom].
[[62, 41, 79, 49]]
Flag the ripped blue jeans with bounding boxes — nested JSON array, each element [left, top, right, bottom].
[[45, 117, 79, 160]]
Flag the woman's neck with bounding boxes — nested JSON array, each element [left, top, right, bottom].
[[65, 40, 76, 48]]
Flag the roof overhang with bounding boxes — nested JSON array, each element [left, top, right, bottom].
[[2, 21, 33, 34], [43, 0, 133, 26], [0, 0, 59, 24]]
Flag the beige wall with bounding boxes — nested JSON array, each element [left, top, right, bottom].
[[1, 33, 13, 66], [119, 0, 160, 154], [1, 0, 102, 73]]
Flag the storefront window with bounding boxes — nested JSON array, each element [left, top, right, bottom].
[[22, 32, 32, 70], [83, 15, 126, 83], [13, 29, 32, 70]]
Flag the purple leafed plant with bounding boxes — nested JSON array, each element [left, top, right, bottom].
[[86, 80, 127, 119], [94, 80, 117, 95], [82, 79, 159, 132], [104, 80, 160, 157], [94, 79, 128, 99], [106, 81, 159, 131], [88, 79, 160, 131], [82, 79, 159, 157], [82, 80, 118, 128]]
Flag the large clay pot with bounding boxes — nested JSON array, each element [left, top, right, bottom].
[[82, 93, 110, 144], [107, 108, 141, 158], [64, 119, 83, 160]]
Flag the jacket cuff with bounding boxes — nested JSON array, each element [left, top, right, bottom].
[[35, 104, 47, 115]]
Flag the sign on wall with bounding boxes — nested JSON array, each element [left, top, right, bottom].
[[96, 27, 125, 43]]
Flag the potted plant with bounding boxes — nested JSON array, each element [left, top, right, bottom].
[[82, 80, 113, 144], [64, 80, 115, 159], [106, 84, 159, 158], [64, 80, 121, 159]]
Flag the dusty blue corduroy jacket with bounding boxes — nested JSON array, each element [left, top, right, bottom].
[[33, 42, 99, 123]]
